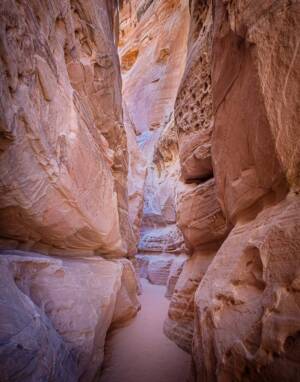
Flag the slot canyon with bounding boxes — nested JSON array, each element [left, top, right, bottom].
[[0, 0, 299, 381]]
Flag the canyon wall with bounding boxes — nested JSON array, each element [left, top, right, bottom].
[[119, 0, 190, 283], [0, 1, 141, 381], [119, 0, 190, 134], [164, 0, 230, 353], [166, 0, 300, 381], [0, 0, 134, 257]]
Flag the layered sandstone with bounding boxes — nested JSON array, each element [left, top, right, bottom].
[[184, 1, 300, 381], [177, 178, 229, 251], [124, 102, 147, 255], [120, 0, 189, 256], [119, 1, 189, 261], [164, 0, 228, 353], [0, 250, 140, 382], [119, 0, 190, 133], [0, 0, 134, 256], [175, 0, 214, 182], [164, 250, 215, 353], [137, 116, 186, 283], [193, 195, 300, 381], [0, 2, 142, 381]]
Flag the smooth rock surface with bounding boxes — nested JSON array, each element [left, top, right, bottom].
[[0, 256, 77, 382], [0, 250, 140, 382], [165, 254, 188, 299], [119, 0, 189, 133], [124, 102, 147, 255], [211, 0, 288, 223]]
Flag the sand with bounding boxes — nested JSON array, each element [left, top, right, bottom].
[[99, 278, 191, 382]]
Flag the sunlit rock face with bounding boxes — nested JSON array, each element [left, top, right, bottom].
[[211, 1, 288, 224], [119, 0, 190, 134], [175, 0, 214, 183], [0, 0, 135, 257], [0, 250, 140, 382], [124, 102, 147, 255], [119, 1, 189, 265], [181, 1, 300, 381], [138, 116, 186, 262]]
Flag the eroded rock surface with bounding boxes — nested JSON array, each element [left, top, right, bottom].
[[0, 250, 140, 382], [119, 2, 190, 278], [182, 1, 300, 381], [164, 250, 216, 353], [119, 0, 190, 133], [164, 0, 227, 354], [0, 255, 77, 382], [177, 179, 229, 251], [175, 0, 213, 182], [0, 0, 134, 256], [193, 195, 300, 381]]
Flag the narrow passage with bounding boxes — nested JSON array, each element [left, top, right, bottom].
[[100, 279, 190, 382]]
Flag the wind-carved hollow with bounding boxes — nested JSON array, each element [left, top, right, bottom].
[[232, 246, 266, 291]]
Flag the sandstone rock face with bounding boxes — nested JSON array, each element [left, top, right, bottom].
[[183, 1, 300, 381], [177, 178, 229, 251], [124, 102, 147, 255], [0, 255, 77, 382], [136, 254, 178, 286], [211, 0, 289, 224], [164, 249, 216, 353], [0, 0, 134, 256], [175, 0, 213, 182], [164, 0, 228, 355], [223, 0, 300, 192], [139, 224, 184, 254], [0, 250, 140, 382], [193, 195, 300, 382], [119, 1, 189, 260], [112, 258, 141, 327], [119, 0, 190, 133], [165, 254, 188, 299]]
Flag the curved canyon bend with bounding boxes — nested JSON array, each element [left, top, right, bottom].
[[0, 1, 299, 382]]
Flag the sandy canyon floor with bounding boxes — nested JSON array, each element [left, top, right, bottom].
[[100, 279, 190, 382]]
